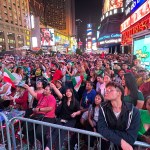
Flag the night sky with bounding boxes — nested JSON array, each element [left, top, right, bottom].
[[75, 0, 103, 42], [75, 0, 102, 25]]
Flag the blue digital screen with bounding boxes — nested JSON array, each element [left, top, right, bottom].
[[125, 0, 146, 16], [132, 0, 146, 12]]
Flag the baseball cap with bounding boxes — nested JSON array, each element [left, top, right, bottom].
[[56, 80, 62, 85]]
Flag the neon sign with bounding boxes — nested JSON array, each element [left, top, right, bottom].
[[121, 15, 150, 45], [98, 33, 121, 41], [100, 38, 121, 45], [125, 0, 146, 16], [121, 0, 150, 32]]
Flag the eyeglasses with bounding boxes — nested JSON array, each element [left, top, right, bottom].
[[105, 89, 117, 94]]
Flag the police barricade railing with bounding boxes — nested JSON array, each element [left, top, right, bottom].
[[134, 141, 150, 149], [9, 117, 102, 150], [0, 112, 12, 150], [8, 117, 150, 150]]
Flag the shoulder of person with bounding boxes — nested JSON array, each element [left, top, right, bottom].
[[137, 90, 143, 94], [37, 93, 43, 98], [91, 89, 96, 94], [124, 101, 139, 114], [139, 109, 147, 114], [100, 101, 110, 108]]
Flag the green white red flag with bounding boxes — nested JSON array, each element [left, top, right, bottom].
[[72, 76, 83, 92], [3, 68, 16, 88]]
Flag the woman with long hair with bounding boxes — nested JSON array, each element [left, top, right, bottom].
[[13, 67, 24, 83], [75, 63, 87, 100], [32, 80, 44, 108], [138, 96, 150, 144], [65, 62, 75, 89], [45, 88, 81, 150], [88, 94, 104, 132], [122, 73, 144, 109], [104, 63, 114, 78], [86, 94, 104, 148], [88, 69, 97, 89]]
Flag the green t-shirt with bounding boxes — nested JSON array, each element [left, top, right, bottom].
[[123, 91, 144, 105], [138, 109, 150, 135], [95, 69, 104, 75]]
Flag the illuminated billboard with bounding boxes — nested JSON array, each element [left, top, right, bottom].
[[125, 0, 146, 16], [98, 33, 121, 45], [87, 24, 92, 29], [133, 36, 150, 70], [87, 29, 92, 36], [40, 28, 55, 46], [121, 0, 150, 32], [103, 0, 123, 14], [121, 14, 150, 45]]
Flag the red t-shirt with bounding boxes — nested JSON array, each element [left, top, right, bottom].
[[52, 69, 63, 83], [14, 91, 28, 110], [36, 93, 56, 118]]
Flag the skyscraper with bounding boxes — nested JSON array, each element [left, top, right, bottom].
[[30, 0, 76, 51], [0, 0, 31, 51], [43, 0, 75, 36]]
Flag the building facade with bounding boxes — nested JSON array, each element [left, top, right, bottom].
[[121, 0, 150, 70], [31, 0, 76, 52], [97, 0, 124, 53], [43, 0, 75, 36], [0, 0, 31, 51]]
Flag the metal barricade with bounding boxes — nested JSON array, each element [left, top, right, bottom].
[[0, 112, 11, 150], [10, 117, 102, 150], [135, 141, 150, 150], [9, 117, 150, 150]]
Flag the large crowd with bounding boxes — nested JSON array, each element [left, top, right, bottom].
[[0, 52, 150, 150]]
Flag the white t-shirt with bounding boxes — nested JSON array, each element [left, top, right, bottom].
[[96, 82, 105, 96], [61, 66, 67, 82], [0, 83, 12, 97]]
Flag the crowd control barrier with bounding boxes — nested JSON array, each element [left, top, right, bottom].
[[0, 112, 12, 150], [9, 117, 150, 150], [0, 112, 150, 150]]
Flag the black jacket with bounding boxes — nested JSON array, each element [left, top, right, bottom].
[[97, 101, 140, 147]]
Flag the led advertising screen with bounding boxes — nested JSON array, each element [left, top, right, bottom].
[[87, 29, 92, 36], [103, 0, 123, 14], [125, 0, 146, 16], [87, 24, 92, 29], [40, 28, 55, 46], [133, 36, 150, 70]]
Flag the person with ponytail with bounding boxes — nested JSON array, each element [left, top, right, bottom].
[[122, 73, 144, 109]]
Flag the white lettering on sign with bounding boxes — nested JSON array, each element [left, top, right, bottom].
[[131, 1, 137, 10], [100, 38, 121, 45], [125, 0, 146, 16], [121, 0, 150, 32], [125, 0, 133, 8], [125, 7, 131, 15]]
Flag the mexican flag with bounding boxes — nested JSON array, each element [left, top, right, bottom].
[[3, 68, 16, 87], [43, 72, 51, 82], [72, 76, 83, 92]]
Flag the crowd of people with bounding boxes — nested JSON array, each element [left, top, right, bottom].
[[0, 52, 150, 150]]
